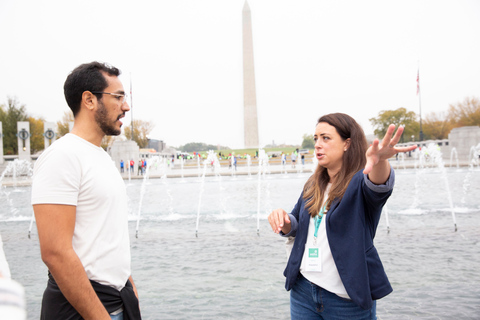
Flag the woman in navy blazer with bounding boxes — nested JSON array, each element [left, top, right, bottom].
[[268, 113, 416, 319]]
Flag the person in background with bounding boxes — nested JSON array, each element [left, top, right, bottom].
[[291, 151, 297, 169], [130, 159, 134, 172], [31, 62, 141, 319], [268, 113, 416, 319]]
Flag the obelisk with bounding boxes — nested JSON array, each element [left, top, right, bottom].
[[242, 1, 259, 149]]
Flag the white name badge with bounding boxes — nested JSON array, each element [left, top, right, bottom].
[[305, 246, 322, 272]]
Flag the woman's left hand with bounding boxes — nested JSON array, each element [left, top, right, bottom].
[[363, 124, 417, 175]]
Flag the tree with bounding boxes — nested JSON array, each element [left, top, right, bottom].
[[301, 134, 314, 149], [0, 97, 29, 155], [56, 110, 74, 138], [369, 108, 419, 142], [179, 142, 228, 152], [422, 111, 453, 140], [101, 135, 117, 150], [448, 97, 480, 127], [124, 119, 155, 148], [29, 116, 46, 154]]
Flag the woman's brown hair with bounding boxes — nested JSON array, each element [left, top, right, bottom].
[[303, 113, 368, 216]]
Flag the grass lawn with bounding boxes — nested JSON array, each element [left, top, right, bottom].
[[212, 147, 313, 157]]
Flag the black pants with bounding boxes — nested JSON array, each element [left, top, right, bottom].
[[40, 272, 141, 320]]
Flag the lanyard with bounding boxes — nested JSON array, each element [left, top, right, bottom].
[[313, 204, 327, 245]]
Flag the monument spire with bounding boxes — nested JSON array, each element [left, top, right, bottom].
[[242, 0, 259, 148]]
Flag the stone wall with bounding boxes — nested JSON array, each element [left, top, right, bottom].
[[108, 140, 140, 173], [448, 126, 480, 162]]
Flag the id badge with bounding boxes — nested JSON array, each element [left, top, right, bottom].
[[305, 246, 322, 272]]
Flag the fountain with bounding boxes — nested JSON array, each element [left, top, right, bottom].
[[0, 160, 33, 188], [256, 149, 269, 235], [449, 147, 459, 169], [135, 156, 164, 238], [196, 156, 201, 178], [468, 143, 480, 167], [0, 160, 35, 238], [205, 150, 221, 178], [0, 149, 479, 319], [195, 151, 222, 237], [246, 154, 252, 177], [179, 157, 185, 180], [395, 152, 406, 170], [406, 143, 457, 231], [230, 153, 236, 178]]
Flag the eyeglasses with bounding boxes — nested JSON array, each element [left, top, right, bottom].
[[91, 91, 128, 104]]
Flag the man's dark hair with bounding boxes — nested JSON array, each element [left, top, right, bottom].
[[63, 61, 121, 116]]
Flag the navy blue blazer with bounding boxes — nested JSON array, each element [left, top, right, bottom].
[[282, 169, 394, 310]]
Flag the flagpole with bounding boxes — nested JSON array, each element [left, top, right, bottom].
[[417, 62, 424, 141]]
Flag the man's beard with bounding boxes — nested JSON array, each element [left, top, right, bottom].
[[95, 100, 122, 136]]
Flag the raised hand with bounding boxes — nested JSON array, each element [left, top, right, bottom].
[[364, 124, 417, 176]]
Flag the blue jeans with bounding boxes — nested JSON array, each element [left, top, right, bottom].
[[110, 312, 123, 320], [290, 274, 376, 320]]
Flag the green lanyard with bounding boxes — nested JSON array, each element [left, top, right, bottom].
[[313, 204, 327, 245]]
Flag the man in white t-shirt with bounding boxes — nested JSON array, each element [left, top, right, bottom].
[[31, 62, 141, 320]]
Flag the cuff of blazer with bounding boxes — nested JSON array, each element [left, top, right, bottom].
[[363, 167, 395, 193], [280, 213, 298, 237]]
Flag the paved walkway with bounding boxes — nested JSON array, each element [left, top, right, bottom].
[[0, 157, 474, 187]]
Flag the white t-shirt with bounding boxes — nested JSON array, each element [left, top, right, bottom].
[[31, 134, 131, 291], [300, 183, 350, 299]]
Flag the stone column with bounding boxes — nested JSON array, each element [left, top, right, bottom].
[[108, 140, 140, 174], [43, 122, 57, 148], [448, 126, 480, 162], [68, 121, 74, 132], [243, 1, 259, 148], [17, 121, 31, 161], [0, 122, 4, 165]]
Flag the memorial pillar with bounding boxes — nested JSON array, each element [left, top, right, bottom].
[[43, 122, 56, 148], [17, 121, 31, 161]]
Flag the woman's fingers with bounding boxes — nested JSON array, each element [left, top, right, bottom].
[[268, 209, 289, 233]]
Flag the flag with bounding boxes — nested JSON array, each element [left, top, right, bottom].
[[416, 69, 419, 95]]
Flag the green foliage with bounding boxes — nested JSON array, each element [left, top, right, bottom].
[[124, 119, 155, 149], [180, 142, 229, 152], [29, 116, 46, 154], [369, 107, 419, 142], [56, 110, 74, 138], [301, 134, 315, 149], [0, 97, 29, 155], [448, 97, 480, 127], [422, 111, 453, 140], [214, 147, 299, 158]]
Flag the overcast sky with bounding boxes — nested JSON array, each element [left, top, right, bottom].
[[1, 0, 479, 149]]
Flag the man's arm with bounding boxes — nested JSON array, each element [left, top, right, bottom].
[[129, 275, 139, 299], [34, 204, 111, 320]]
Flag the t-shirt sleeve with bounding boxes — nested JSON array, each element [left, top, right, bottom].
[[31, 147, 80, 206]]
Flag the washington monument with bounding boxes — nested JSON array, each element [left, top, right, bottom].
[[242, 1, 259, 148]]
